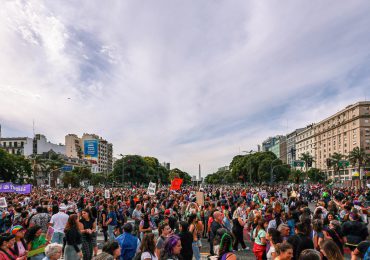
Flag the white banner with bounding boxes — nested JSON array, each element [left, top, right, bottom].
[[0, 197, 7, 208], [104, 189, 110, 199], [147, 182, 156, 196]]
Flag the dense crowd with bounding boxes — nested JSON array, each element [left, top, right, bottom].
[[0, 184, 369, 260]]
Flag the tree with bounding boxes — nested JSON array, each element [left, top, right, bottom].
[[62, 172, 80, 187], [299, 152, 314, 180], [72, 167, 92, 182], [307, 168, 325, 183], [289, 169, 304, 184], [91, 173, 106, 186], [348, 147, 369, 184], [329, 152, 345, 181], [0, 149, 32, 182], [169, 168, 191, 184]]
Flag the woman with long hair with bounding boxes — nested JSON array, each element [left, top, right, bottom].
[[159, 235, 182, 260], [139, 213, 154, 241], [232, 201, 247, 251], [178, 221, 193, 260], [319, 240, 344, 260], [217, 233, 236, 260], [0, 234, 26, 260], [188, 214, 200, 260], [325, 220, 345, 254], [312, 219, 325, 251], [64, 214, 82, 260], [139, 233, 157, 260], [252, 219, 267, 260], [79, 208, 96, 260], [11, 226, 28, 258], [25, 225, 48, 260]]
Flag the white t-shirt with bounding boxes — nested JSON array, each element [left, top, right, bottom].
[[141, 252, 158, 260], [267, 245, 276, 260], [50, 212, 69, 233]]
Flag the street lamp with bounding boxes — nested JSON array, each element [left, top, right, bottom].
[[118, 154, 125, 186]]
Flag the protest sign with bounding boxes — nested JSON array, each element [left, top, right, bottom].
[[88, 186, 94, 192], [196, 191, 204, 206], [0, 183, 32, 194], [147, 182, 156, 196], [0, 197, 7, 208], [104, 189, 110, 199]]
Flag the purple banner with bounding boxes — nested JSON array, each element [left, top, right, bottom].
[[0, 183, 32, 194]]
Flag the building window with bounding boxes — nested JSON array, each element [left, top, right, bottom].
[[2, 142, 6, 147]]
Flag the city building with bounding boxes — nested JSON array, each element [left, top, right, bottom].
[[314, 101, 370, 183], [261, 135, 285, 152], [1, 137, 33, 156], [65, 133, 113, 173], [33, 134, 65, 155], [295, 124, 315, 166], [269, 136, 287, 163], [1, 134, 64, 156], [286, 128, 305, 165]]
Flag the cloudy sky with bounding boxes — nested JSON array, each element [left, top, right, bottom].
[[1, 1, 370, 176]]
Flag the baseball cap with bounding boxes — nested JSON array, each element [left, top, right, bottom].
[[11, 225, 25, 235], [164, 209, 171, 215]]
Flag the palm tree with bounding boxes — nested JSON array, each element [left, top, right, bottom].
[[30, 155, 47, 184], [348, 147, 369, 187], [299, 152, 314, 180], [329, 152, 345, 181]]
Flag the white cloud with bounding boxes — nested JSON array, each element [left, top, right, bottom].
[[1, 0, 370, 176]]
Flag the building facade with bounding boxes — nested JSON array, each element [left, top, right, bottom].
[[1, 137, 33, 156], [296, 124, 315, 166], [1, 134, 64, 156], [286, 128, 305, 165], [262, 135, 285, 152], [66, 133, 113, 173], [314, 101, 370, 182]]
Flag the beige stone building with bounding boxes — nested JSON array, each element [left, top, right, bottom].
[[313, 101, 370, 182], [296, 124, 315, 166]]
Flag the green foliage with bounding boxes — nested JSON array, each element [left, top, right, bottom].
[[307, 168, 326, 182], [204, 169, 234, 184], [90, 173, 106, 186], [62, 172, 80, 187], [169, 168, 191, 184], [72, 167, 92, 181], [289, 169, 304, 184], [112, 155, 172, 184], [0, 148, 32, 183], [329, 152, 345, 177]]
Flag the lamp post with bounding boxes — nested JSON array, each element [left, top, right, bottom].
[[119, 154, 125, 186]]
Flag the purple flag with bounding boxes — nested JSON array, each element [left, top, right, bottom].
[[0, 183, 32, 194]]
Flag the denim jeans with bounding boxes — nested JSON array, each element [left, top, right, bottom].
[[192, 241, 201, 260], [108, 225, 115, 241], [51, 232, 65, 244]]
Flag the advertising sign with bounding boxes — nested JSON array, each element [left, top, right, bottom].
[[84, 140, 98, 158]]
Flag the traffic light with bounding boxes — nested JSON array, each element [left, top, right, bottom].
[[290, 148, 296, 158], [307, 158, 312, 167], [326, 158, 331, 167]]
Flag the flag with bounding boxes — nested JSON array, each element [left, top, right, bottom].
[[170, 178, 183, 190]]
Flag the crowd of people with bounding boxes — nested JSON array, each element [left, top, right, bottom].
[[0, 183, 368, 260]]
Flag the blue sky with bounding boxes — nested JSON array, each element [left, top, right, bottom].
[[1, 1, 370, 176]]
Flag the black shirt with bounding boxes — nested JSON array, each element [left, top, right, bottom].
[[287, 233, 314, 260], [65, 227, 82, 252]]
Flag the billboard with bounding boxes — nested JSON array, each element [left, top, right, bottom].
[[84, 140, 98, 158]]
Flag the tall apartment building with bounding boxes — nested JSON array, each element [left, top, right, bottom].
[[296, 124, 315, 167], [65, 133, 113, 173], [286, 128, 305, 165], [314, 101, 370, 181]]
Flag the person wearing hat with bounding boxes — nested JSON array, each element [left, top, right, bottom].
[[11, 226, 27, 258], [48, 206, 69, 244]]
